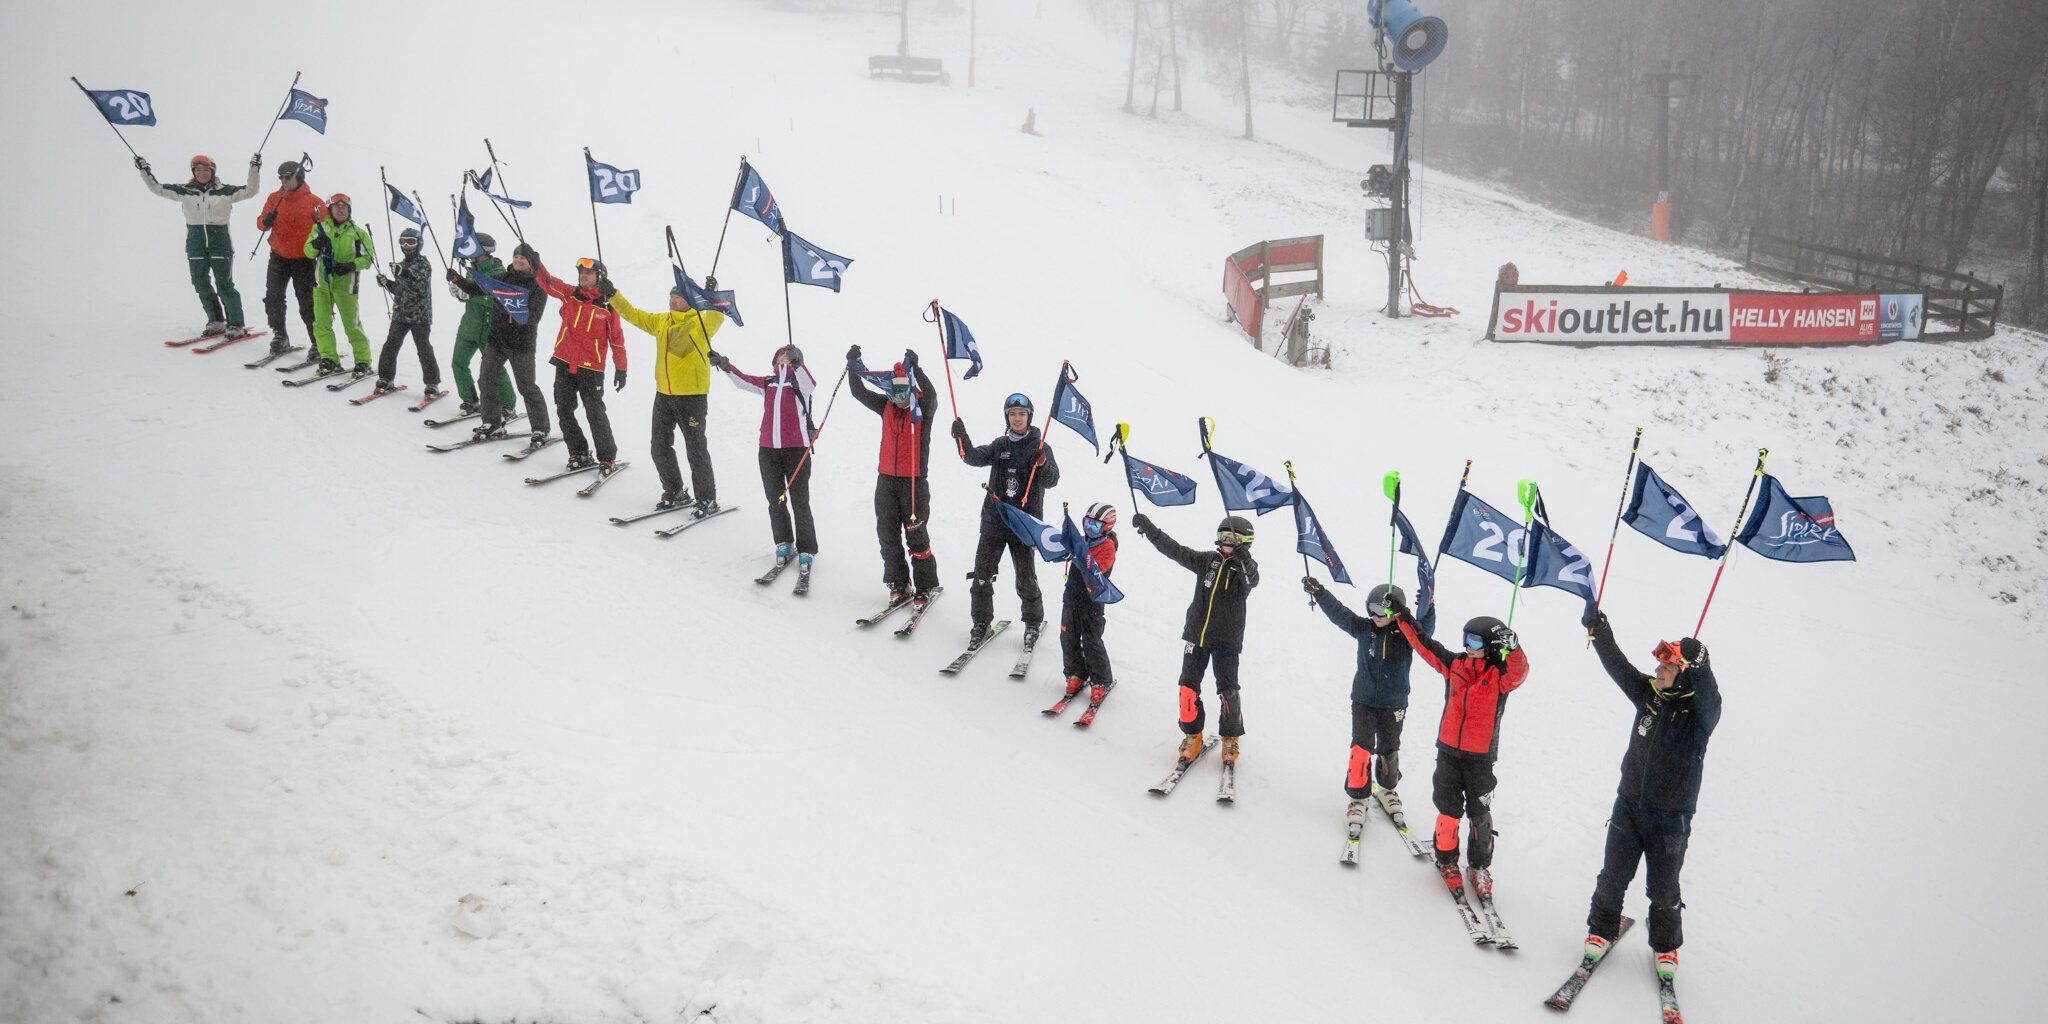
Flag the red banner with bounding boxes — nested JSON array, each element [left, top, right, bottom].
[[1727, 293, 1879, 344]]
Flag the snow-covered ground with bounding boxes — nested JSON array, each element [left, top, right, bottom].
[[4, 1, 2043, 1021]]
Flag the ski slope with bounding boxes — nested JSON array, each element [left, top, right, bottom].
[[4, 1, 2043, 1021]]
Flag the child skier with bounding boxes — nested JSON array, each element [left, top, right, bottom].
[[1391, 606, 1529, 897], [1057, 502, 1120, 710], [712, 344, 817, 558], [302, 193, 377, 376], [950, 394, 1060, 649], [531, 256, 628, 473], [371, 228, 440, 395], [1303, 578, 1435, 826], [136, 152, 264, 339], [1127, 513, 1260, 769], [611, 278, 724, 512], [846, 345, 940, 604]]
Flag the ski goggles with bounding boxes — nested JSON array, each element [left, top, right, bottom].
[[1366, 596, 1396, 617], [1651, 640, 1691, 666], [1464, 633, 1488, 652], [575, 257, 605, 273], [1216, 529, 1251, 546], [1084, 518, 1108, 539]]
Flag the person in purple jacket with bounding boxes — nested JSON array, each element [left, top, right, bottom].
[[712, 344, 818, 568]]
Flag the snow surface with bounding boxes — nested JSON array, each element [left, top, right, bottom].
[[4, 1, 2044, 1021]]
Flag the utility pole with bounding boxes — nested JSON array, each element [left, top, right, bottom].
[[1643, 64, 1700, 243]]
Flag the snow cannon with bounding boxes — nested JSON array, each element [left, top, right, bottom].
[[1370, 0, 1449, 72]]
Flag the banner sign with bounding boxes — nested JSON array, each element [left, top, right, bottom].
[[1488, 286, 1919, 346]]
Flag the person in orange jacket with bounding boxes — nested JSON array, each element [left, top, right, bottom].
[[531, 256, 628, 473], [255, 160, 324, 356]]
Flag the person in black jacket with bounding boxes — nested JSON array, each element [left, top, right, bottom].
[[950, 393, 1060, 648], [372, 229, 440, 396], [1304, 579, 1436, 825], [451, 242, 551, 444], [1128, 512, 1260, 767], [1580, 609, 1723, 983]]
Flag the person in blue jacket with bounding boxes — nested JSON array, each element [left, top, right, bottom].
[[1305, 578, 1435, 826]]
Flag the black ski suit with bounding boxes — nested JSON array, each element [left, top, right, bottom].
[[957, 423, 1059, 628], [1133, 519, 1258, 737]]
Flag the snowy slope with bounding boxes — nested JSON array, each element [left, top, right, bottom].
[[4, 2, 2043, 1022]]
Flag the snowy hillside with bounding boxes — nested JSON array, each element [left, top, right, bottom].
[[4, 1, 2043, 1022]]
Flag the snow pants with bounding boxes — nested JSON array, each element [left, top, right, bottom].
[[478, 344, 549, 436], [453, 308, 515, 408], [311, 276, 372, 366], [652, 393, 716, 502], [874, 475, 938, 595], [970, 532, 1044, 628], [758, 446, 817, 554], [1431, 751, 1497, 868], [1346, 703, 1406, 799], [1176, 643, 1241, 737], [262, 252, 315, 344], [184, 224, 243, 327], [378, 321, 440, 389], [553, 363, 616, 463], [1588, 795, 1692, 953], [1059, 591, 1112, 689]]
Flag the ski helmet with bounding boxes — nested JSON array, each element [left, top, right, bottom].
[[1366, 583, 1406, 618], [475, 232, 497, 254], [189, 155, 216, 170], [1216, 515, 1254, 547], [1084, 502, 1118, 539], [575, 256, 607, 278], [1462, 615, 1505, 655], [399, 228, 422, 245], [1004, 393, 1034, 420], [1652, 637, 1709, 668], [327, 192, 352, 208]]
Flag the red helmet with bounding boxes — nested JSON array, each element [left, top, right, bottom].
[[1083, 502, 1118, 538], [189, 155, 216, 170], [327, 192, 353, 207]]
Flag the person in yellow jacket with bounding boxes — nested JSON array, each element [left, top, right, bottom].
[[611, 281, 726, 511], [302, 193, 377, 376]]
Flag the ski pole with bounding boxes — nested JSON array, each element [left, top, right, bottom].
[[1285, 461, 1314, 606], [1383, 470, 1402, 588], [1695, 449, 1767, 639], [927, 301, 965, 455], [1021, 361, 1068, 498], [251, 72, 300, 160], [413, 191, 447, 273], [582, 147, 604, 266], [71, 77, 143, 161], [711, 157, 748, 276], [780, 367, 847, 503], [1110, 423, 1139, 516], [483, 138, 524, 241], [1431, 459, 1473, 576], [1505, 479, 1536, 628], [1593, 427, 1645, 609]]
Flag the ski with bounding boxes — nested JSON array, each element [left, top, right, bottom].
[[325, 371, 375, 393], [1007, 624, 1043, 680], [426, 430, 527, 453], [654, 505, 739, 537], [525, 462, 603, 486], [754, 557, 793, 586], [1377, 788, 1433, 858], [939, 620, 1011, 674], [1544, 916, 1635, 1012], [1658, 969, 1683, 1024], [283, 366, 349, 388], [612, 503, 696, 526], [275, 352, 322, 373], [1216, 763, 1237, 803], [501, 436, 563, 461], [194, 329, 266, 354], [1148, 737, 1218, 796], [1471, 871, 1517, 950], [244, 345, 305, 370], [894, 588, 943, 638], [1073, 688, 1112, 727], [408, 389, 449, 412], [349, 384, 409, 406], [855, 595, 915, 628], [792, 562, 812, 596], [1439, 862, 1493, 945], [1042, 687, 1082, 717], [165, 329, 228, 347], [576, 462, 630, 497], [425, 410, 521, 429]]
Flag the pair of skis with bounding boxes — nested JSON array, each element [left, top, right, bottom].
[[938, 622, 1041, 678], [168, 329, 268, 354], [1041, 682, 1112, 726], [1147, 736, 1232, 802], [1341, 789, 1433, 866], [423, 417, 532, 452], [752, 553, 813, 596], [526, 460, 630, 498], [347, 384, 447, 409], [1437, 864, 1517, 950], [855, 588, 943, 639], [1543, 917, 1682, 1023]]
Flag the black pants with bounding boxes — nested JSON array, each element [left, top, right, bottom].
[[874, 475, 938, 594], [1177, 644, 1242, 737], [554, 363, 616, 463], [1431, 752, 1498, 867], [1346, 703, 1406, 798], [1588, 795, 1692, 952], [970, 532, 1044, 627], [263, 253, 316, 344], [758, 446, 817, 553], [652, 393, 716, 500], [479, 344, 549, 435], [377, 321, 439, 388], [1058, 587, 1112, 687]]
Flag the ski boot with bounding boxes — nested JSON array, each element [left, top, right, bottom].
[[1088, 682, 1108, 704], [199, 319, 228, 337], [1220, 736, 1240, 766], [458, 399, 479, 416], [317, 358, 341, 374], [472, 422, 508, 441], [597, 460, 618, 477], [1437, 858, 1466, 894], [1466, 866, 1493, 900], [692, 498, 721, 518], [774, 542, 793, 565], [967, 622, 991, 649], [656, 489, 691, 511], [1375, 786, 1406, 817], [1060, 677, 1084, 701], [268, 335, 292, 356], [1346, 799, 1369, 825], [566, 453, 598, 471], [797, 552, 814, 568], [1176, 733, 1204, 766], [223, 325, 256, 340], [351, 362, 374, 378], [1583, 934, 1615, 964], [373, 378, 399, 395], [1655, 951, 1678, 981]]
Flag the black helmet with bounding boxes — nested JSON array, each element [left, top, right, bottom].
[[1366, 583, 1405, 617], [1216, 515, 1254, 547], [1003, 392, 1033, 419], [475, 232, 497, 254], [1462, 615, 1506, 655]]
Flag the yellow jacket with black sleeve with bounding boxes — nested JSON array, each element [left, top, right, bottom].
[[611, 289, 723, 396]]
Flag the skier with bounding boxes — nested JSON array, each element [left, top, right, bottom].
[[136, 152, 264, 338], [611, 277, 723, 511], [371, 228, 440, 396], [950, 394, 1060, 648], [1303, 578, 1436, 826], [1126, 513, 1260, 769], [531, 256, 628, 473], [449, 241, 551, 443], [1579, 609, 1721, 983], [1057, 502, 1120, 709], [1390, 605, 1529, 896], [255, 159, 324, 355], [846, 345, 940, 603], [449, 233, 516, 417], [711, 344, 817, 559], [302, 194, 377, 376]]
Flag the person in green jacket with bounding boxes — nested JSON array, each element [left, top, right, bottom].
[[136, 152, 264, 338], [302, 193, 377, 376], [450, 232, 516, 416]]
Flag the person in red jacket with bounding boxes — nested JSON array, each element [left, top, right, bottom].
[[255, 160, 324, 356], [1394, 609, 1529, 897], [846, 344, 939, 603], [1058, 502, 1120, 709], [531, 256, 628, 472]]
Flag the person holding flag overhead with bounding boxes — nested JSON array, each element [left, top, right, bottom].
[[302, 193, 377, 377], [612, 275, 725, 512], [1126, 511, 1261, 771], [951, 393, 1061, 650], [1302, 575, 1436, 829], [136, 151, 264, 339], [449, 234, 517, 417], [531, 255, 628, 473], [1056, 502, 1122, 714], [450, 242, 550, 443], [256, 159, 324, 356], [371, 229, 440, 396], [712, 344, 817, 561], [847, 346, 941, 604]]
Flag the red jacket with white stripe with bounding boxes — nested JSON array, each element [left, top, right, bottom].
[[532, 263, 627, 374], [721, 362, 817, 449]]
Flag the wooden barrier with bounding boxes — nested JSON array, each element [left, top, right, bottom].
[[1221, 234, 1324, 348]]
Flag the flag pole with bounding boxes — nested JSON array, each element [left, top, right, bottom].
[[583, 147, 605, 266], [1505, 479, 1537, 628], [711, 157, 749, 276], [446, 194, 462, 266], [483, 138, 524, 241], [1593, 426, 1645, 608], [1695, 448, 1768, 639], [665, 226, 718, 365], [1285, 461, 1314, 605], [412, 191, 447, 273], [252, 72, 301, 158], [246, 150, 310, 261], [70, 78, 143, 160], [1022, 362, 1066, 496], [925, 301, 964, 443], [1383, 471, 1402, 588], [467, 170, 523, 243], [1112, 424, 1140, 515], [379, 166, 398, 272]]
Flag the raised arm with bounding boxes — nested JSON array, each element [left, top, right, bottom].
[[1586, 613, 1654, 707]]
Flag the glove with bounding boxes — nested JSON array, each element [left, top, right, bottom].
[[950, 418, 968, 442], [1581, 607, 1605, 630], [313, 232, 333, 254], [331, 261, 353, 276], [902, 347, 919, 369], [1301, 575, 1326, 597], [250, 153, 263, 168], [134, 155, 150, 172], [375, 274, 394, 291], [1131, 512, 1154, 535], [845, 344, 862, 365], [703, 274, 718, 290], [1489, 623, 1519, 652], [445, 268, 461, 283], [260, 211, 277, 229], [1032, 452, 1046, 469], [613, 368, 628, 392], [597, 277, 616, 299], [707, 350, 729, 370]]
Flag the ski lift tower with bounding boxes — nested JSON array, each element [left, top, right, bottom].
[[1332, 0, 1449, 317]]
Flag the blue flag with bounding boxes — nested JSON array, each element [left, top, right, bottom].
[[1121, 450, 1199, 507], [672, 265, 744, 327], [1204, 450, 1294, 515], [1050, 369, 1098, 454], [999, 505, 1123, 603], [1061, 509, 1125, 604], [849, 356, 921, 421], [280, 89, 328, 134], [1391, 507, 1436, 613], [1622, 463, 1728, 559], [1736, 474, 1856, 563], [1523, 519, 1598, 619], [451, 196, 482, 260], [470, 268, 531, 326], [784, 231, 852, 291], [470, 168, 533, 209], [85, 87, 155, 126], [939, 307, 983, 380], [385, 184, 423, 227], [1436, 489, 1529, 585], [476, 168, 491, 191], [730, 161, 784, 235], [1293, 492, 1352, 585], [586, 152, 640, 204]]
